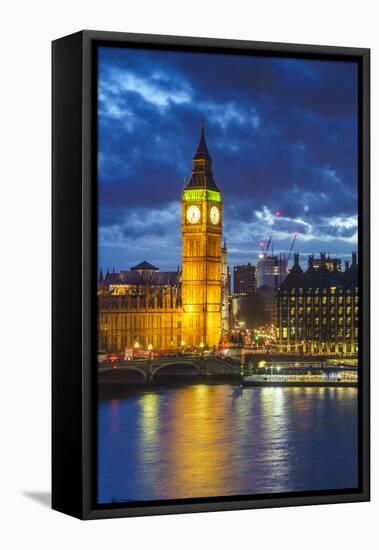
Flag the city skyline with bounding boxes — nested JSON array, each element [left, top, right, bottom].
[[98, 47, 358, 272], [95, 42, 361, 507]]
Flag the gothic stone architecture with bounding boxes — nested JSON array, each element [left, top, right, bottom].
[[276, 252, 358, 355], [98, 126, 230, 353], [98, 262, 182, 351]]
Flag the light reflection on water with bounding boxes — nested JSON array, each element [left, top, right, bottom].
[[98, 385, 358, 504]]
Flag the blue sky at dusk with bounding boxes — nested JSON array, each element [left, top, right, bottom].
[[98, 46, 358, 272]]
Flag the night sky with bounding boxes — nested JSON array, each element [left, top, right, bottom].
[[98, 46, 358, 273]]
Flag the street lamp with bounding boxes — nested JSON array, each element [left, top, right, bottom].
[[134, 341, 140, 349], [147, 343, 153, 361], [146, 344, 153, 376], [181, 340, 185, 353]]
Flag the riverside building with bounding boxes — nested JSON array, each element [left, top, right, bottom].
[[276, 252, 358, 355]]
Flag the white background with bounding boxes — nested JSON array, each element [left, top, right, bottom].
[[0, 1, 376, 548]]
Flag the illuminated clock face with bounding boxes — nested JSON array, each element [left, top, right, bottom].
[[186, 205, 201, 224], [209, 206, 220, 225]]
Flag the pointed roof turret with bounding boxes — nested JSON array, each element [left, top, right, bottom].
[[99, 267, 104, 282], [185, 121, 219, 191], [279, 252, 303, 291], [193, 119, 211, 160], [292, 253, 302, 273], [351, 251, 357, 270], [131, 260, 159, 271]]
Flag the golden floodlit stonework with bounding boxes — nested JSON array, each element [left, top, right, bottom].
[[98, 125, 230, 353]]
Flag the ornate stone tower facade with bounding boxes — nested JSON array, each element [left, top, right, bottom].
[[221, 240, 230, 334], [181, 124, 223, 348]]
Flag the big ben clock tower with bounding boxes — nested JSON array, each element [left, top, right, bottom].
[[181, 123, 223, 348]]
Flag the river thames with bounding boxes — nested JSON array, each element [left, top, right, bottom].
[[98, 384, 358, 504]]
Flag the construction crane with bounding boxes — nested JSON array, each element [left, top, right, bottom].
[[287, 232, 298, 262], [265, 211, 280, 257]]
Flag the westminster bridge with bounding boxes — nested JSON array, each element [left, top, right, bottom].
[[98, 355, 241, 385]]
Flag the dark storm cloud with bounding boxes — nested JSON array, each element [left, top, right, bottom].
[[98, 47, 358, 270]]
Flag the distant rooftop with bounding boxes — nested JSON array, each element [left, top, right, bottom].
[[101, 263, 180, 288], [279, 252, 358, 292], [130, 260, 159, 271]]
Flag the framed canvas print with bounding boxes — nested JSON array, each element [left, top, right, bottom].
[[52, 30, 370, 519]]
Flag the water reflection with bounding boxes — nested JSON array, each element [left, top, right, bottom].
[[98, 385, 358, 504]]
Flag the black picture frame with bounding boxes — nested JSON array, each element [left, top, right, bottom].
[[52, 30, 370, 520]]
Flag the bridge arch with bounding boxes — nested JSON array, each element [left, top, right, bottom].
[[119, 365, 148, 381], [151, 361, 201, 382], [99, 365, 148, 384]]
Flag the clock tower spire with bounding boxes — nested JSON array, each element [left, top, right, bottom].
[[185, 120, 219, 192], [181, 123, 223, 348]]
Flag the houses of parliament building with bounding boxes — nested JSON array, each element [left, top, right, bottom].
[[98, 126, 231, 353]]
